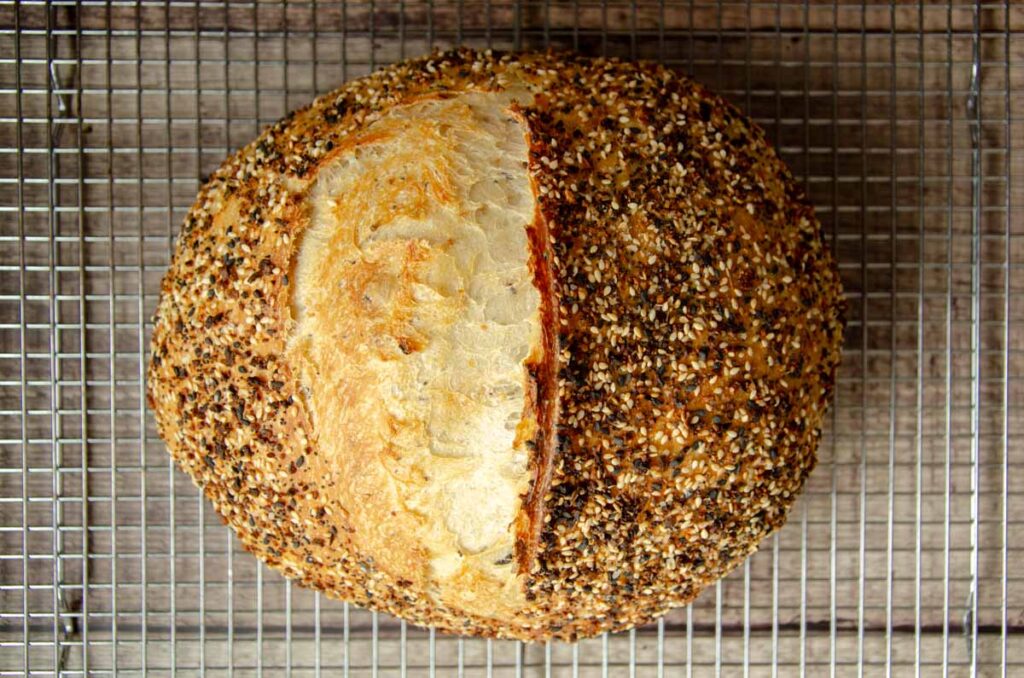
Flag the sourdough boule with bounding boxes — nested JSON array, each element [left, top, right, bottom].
[[147, 49, 845, 641]]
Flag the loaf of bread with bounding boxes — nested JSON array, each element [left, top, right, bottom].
[[147, 49, 844, 641]]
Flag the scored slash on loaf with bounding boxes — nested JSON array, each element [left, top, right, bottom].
[[147, 49, 844, 641]]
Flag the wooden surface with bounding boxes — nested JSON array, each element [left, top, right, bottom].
[[0, 1, 1021, 675]]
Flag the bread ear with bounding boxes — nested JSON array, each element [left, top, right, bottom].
[[514, 131, 560, 576]]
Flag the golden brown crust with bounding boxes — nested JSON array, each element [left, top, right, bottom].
[[147, 49, 844, 641]]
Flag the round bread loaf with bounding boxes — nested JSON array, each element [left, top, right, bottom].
[[147, 49, 844, 641]]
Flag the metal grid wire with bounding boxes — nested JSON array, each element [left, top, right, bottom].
[[0, 1, 1020, 675]]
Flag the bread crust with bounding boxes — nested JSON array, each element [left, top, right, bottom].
[[147, 49, 844, 641], [514, 110, 562, 577]]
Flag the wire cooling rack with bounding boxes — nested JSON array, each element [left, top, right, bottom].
[[0, 1, 1020, 676]]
